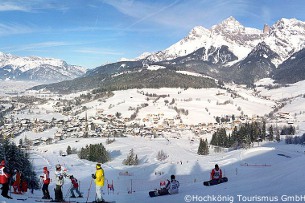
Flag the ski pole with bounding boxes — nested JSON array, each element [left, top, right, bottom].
[[64, 185, 72, 199], [86, 178, 93, 202]]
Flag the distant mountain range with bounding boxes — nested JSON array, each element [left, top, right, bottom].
[[0, 52, 87, 82], [24, 17, 305, 92]]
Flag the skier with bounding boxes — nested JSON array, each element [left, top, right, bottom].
[[0, 160, 12, 199], [158, 175, 180, 195], [69, 175, 82, 198], [12, 169, 22, 194], [21, 177, 28, 193], [40, 166, 51, 199], [54, 164, 68, 202], [91, 163, 105, 203], [210, 164, 222, 184]]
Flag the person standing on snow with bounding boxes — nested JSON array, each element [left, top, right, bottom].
[[12, 169, 22, 194], [210, 164, 222, 184], [54, 164, 68, 202], [69, 175, 82, 198], [40, 166, 51, 199], [92, 163, 105, 203], [0, 160, 12, 199]]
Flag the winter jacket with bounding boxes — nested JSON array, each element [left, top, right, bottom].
[[13, 171, 21, 186], [166, 179, 179, 194], [55, 169, 68, 186], [0, 165, 10, 184], [71, 178, 79, 188], [211, 168, 222, 180], [95, 167, 104, 187], [41, 170, 50, 184]]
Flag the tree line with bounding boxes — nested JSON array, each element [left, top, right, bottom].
[[198, 121, 296, 155], [0, 140, 39, 189], [78, 143, 110, 163]]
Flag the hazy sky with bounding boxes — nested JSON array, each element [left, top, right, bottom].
[[1, 0, 305, 69]]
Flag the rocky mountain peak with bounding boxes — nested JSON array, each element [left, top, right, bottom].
[[212, 16, 245, 34]]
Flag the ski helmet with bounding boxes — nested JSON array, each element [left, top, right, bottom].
[[171, 175, 175, 180], [215, 164, 219, 168], [56, 164, 61, 170], [96, 163, 101, 169]]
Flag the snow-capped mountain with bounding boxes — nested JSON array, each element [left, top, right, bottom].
[[0, 52, 87, 82], [30, 17, 305, 93], [143, 17, 305, 67], [273, 48, 305, 84], [265, 18, 305, 66], [145, 16, 262, 63]]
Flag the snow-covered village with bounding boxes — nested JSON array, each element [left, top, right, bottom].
[[1, 77, 305, 203], [2, 1, 305, 203]]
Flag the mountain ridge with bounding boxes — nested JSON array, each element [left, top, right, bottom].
[[141, 16, 305, 67], [0, 51, 87, 82], [22, 16, 305, 92]]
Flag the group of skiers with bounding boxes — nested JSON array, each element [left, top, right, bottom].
[[0, 160, 29, 199], [1, 158, 223, 202], [37, 163, 105, 202], [40, 164, 83, 202]]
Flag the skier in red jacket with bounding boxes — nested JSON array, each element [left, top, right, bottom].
[[0, 160, 12, 199], [40, 166, 51, 199], [69, 175, 82, 198]]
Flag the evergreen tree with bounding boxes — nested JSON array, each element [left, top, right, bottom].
[[262, 121, 266, 140], [157, 150, 168, 161], [204, 139, 209, 155], [123, 148, 139, 165], [0, 140, 39, 189], [78, 143, 109, 163], [66, 145, 72, 155], [134, 154, 139, 165], [197, 138, 204, 155], [269, 125, 274, 141], [275, 128, 281, 142]]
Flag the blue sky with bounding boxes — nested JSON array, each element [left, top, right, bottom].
[[1, 0, 305, 69]]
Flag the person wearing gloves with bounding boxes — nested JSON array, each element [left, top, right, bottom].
[[92, 163, 105, 203], [54, 164, 68, 202], [40, 166, 51, 199]]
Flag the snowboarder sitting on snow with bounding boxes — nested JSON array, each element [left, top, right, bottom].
[[54, 164, 69, 202], [158, 175, 180, 195], [210, 164, 222, 184], [69, 175, 82, 198]]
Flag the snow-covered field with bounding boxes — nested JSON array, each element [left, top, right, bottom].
[[0, 80, 42, 96], [1, 79, 305, 203], [3, 136, 305, 203]]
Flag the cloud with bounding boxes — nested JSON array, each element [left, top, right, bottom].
[[0, 23, 34, 36], [75, 48, 124, 56], [102, 0, 253, 30], [4, 41, 72, 52], [0, 2, 29, 11], [0, 0, 70, 13]]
